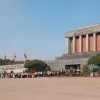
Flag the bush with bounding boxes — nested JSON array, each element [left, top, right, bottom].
[[69, 68, 74, 75], [82, 65, 90, 74]]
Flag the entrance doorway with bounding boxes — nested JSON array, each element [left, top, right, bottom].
[[65, 64, 80, 70], [65, 64, 80, 74]]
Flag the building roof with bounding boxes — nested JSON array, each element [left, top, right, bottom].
[[64, 24, 100, 38]]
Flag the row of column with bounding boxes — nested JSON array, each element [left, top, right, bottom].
[[66, 33, 96, 54]]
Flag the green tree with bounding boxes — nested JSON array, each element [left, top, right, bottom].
[[87, 54, 100, 66], [87, 54, 100, 74], [24, 59, 50, 72], [0, 59, 3, 65]]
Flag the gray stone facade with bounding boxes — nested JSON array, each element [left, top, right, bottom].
[[45, 51, 100, 71]]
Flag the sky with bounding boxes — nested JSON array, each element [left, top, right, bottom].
[[0, 0, 100, 61]]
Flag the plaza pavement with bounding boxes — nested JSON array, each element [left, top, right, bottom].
[[0, 77, 100, 100]]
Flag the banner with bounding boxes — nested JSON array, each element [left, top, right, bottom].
[[0, 64, 24, 70]]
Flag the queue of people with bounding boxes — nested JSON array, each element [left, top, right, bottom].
[[0, 69, 99, 78], [0, 72, 28, 78], [0, 70, 65, 78], [34, 71, 60, 77]]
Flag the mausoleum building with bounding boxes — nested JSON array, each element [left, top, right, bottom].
[[46, 24, 100, 71]]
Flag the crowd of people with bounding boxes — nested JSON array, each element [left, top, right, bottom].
[[0, 70, 66, 78], [0, 69, 98, 78], [0, 72, 27, 78], [34, 71, 62, 77]]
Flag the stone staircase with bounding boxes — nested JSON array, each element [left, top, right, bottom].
[[55, 51, 100, 60]]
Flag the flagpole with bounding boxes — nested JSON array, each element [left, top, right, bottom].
[[14, 59, 15, 65], [14, 53, 16, 65]]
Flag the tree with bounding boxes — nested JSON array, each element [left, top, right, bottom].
[[0, 59, 3, 65], [24, 59, 50, 72], [87, 54, 100, 66], [0, 58, 25, 65]]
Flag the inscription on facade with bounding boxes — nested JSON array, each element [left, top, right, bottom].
[[74, 27, 93, 35], [65, 24, 100, 38]]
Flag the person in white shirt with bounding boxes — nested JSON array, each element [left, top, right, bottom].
[[35, 72, 37, 77]]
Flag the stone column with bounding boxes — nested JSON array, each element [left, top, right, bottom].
[[86, 34, 89, 52], [66, 38, 69, 54], [79, 35, 82, 52], [93, 33, 96, 51], [73, 36, 75, 53], [68, 38, 71, 54]]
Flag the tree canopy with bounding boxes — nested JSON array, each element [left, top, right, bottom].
[[0, 59, 24, 65], [24, 59, 51, 72], [87, 54, 100, 66]]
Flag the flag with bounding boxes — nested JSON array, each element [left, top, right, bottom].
[[4, 54, 6, 60], [24, 52, 27, 59], [14, 53, 16, 60]]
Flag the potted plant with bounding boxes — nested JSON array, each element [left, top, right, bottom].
[[82, 65, 90, 77]]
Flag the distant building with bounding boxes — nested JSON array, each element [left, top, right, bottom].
[[46, 24, 100, 71], [0, 64, 27, 73]]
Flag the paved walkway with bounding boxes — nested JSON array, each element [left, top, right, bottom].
[[0, 77, 100, 100]]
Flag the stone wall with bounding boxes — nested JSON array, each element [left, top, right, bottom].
[[45, 57, 88, 71], [46, 51, 100, 71]]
